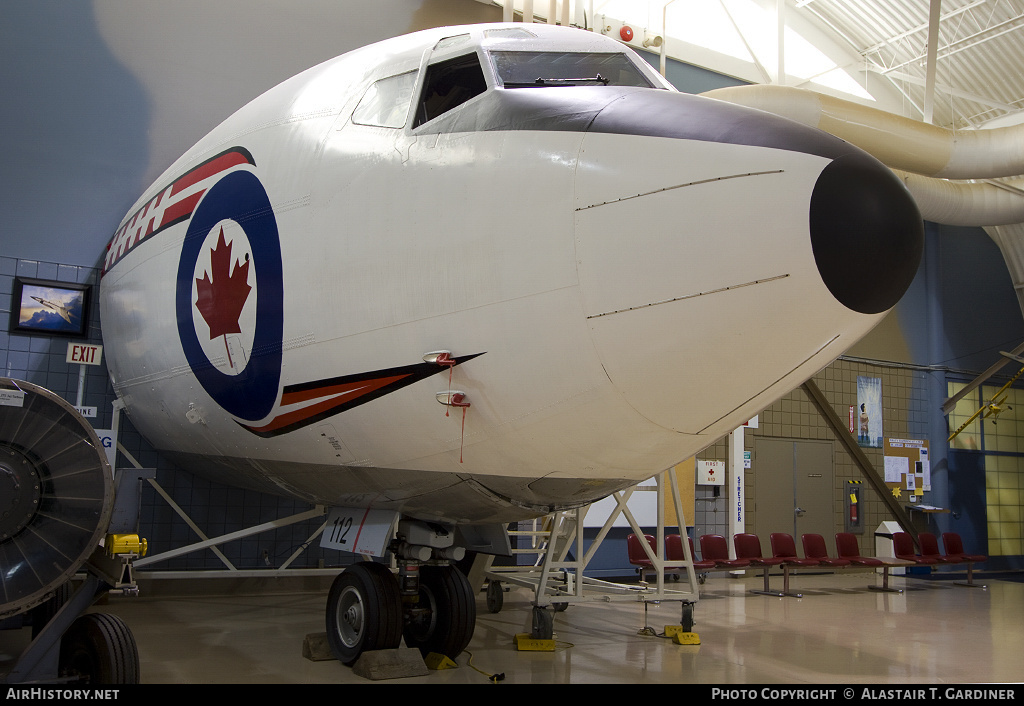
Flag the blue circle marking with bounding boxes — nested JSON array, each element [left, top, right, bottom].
[[175, 169, 284, 421]]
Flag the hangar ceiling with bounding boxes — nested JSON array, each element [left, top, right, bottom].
[[487, 0, 1024, 314], [802, 0, 1024, 131]]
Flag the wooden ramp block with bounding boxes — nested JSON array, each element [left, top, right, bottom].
[[352, 648, 429, 680], [302, 632, 333, 661]]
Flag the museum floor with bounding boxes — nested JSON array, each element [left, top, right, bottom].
[[5, 568, 1018, 685]]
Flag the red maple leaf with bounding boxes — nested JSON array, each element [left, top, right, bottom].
[[194, 227, 251, 341]]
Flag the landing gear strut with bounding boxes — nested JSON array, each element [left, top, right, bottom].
[[402, 565, 475, 659]]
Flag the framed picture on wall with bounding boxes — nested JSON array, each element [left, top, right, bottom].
[[8, 277, 91, 337]]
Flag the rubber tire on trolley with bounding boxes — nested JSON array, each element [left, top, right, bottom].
[[58, 612, 140, 685], [403, 564, 476, 660], [682, 601, 695, 632], [326, 562, 403, 665], [485, 580, 503, 613]]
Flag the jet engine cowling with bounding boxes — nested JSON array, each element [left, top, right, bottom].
[[0, 378, 113, 619]]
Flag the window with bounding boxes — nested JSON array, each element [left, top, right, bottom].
[[490, 51, 653, 89], [413, 53, 488, 128], [948, 380, 1024, 556], [352, 71, 418, 128]]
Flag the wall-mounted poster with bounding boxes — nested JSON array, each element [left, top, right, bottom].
[[9, 277, 91, 337], [856, 376, 883, 448]]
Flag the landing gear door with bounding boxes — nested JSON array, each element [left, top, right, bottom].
[[321, 507, 400, 557]]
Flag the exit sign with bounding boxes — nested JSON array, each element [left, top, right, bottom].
[[66, 343, 103, 366]]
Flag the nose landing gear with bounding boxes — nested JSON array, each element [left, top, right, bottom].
[[401, 564, 476, 659], [325, 562, 404, 665], [323, 520, 477, 668]]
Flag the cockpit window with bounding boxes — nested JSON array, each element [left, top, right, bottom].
[[490, 51, 653, 88], [413, 53, 488, 128], [434, 33, 471, 51], [483, 27, 537, 40], [352, 71, 418, 128]]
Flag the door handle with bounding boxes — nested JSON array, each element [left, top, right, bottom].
[[794, 507, 806, 516]]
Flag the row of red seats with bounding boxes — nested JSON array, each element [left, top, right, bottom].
[[893, 531, 987, 587], [628, 530, 985, 594]]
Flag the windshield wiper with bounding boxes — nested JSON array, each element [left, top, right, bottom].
[[504, 73, 611, 87]]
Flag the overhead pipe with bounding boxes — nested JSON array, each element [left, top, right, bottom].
[[702, 84, 1024, 180], [660, 0, 681, 77], [895, 171, 1024, 227]]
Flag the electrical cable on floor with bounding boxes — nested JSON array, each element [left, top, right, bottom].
[[464, 650, 505, 683], [637, 626, 683, 639]]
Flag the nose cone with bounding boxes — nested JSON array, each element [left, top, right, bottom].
[[570, 88, 927, 437], [810, 151, 924, 314]]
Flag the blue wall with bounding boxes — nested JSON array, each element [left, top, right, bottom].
[[1, 1, 150, 269]]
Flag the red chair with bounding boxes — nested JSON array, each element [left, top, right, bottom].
[[835, 532, 884, 568], [801, 533, 851, 569], [941, 532, 987, 588], [627, 533, 658, 583], [666, 534, 715, 573], [699, 534, 751, 570], [919, 532, 959, 564], [836, 532, 903, 593], [734, 533, 787, 596], [769, 532, 819, 597], [893, 531, 938, 566]]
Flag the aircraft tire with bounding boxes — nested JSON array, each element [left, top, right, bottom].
[[326, 562, 403, 665], [403, 564, 476, 660], [58, 613, 140, 685]]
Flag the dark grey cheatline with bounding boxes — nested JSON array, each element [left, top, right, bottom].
[[419, 85, 925, 315]]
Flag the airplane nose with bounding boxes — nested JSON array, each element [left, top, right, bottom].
[[572, 87, 924, 314], [569, 88, 927, 435], [809, 151, 924, 314]]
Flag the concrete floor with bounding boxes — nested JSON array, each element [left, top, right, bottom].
[[5, 568, 1019, 685]]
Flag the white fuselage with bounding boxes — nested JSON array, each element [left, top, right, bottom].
[[99, 24, 922, 524]]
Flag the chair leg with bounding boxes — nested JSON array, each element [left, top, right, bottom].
[[955, 562, 986, 588], [868, 565, 903, 593], [781, 564, 802, 598], [749, 566, 784, 597]]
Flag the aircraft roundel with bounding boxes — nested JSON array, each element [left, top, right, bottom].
[[175, 169, 284, 421]]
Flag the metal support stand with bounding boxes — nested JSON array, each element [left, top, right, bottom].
[[5, 575, 107, 683], [483, 470, 701, 640], [109, 402, 330, 577]]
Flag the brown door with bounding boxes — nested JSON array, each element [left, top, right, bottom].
[[754, 438, 835, 550]]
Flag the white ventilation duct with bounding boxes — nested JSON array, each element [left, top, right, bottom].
[[703, 84, 1024, 317], [986, 223, 1024, 315], [702, 85, 1024, 180], [895, 172, 1024, 227]]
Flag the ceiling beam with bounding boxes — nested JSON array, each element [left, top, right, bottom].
[[869, 65, 1020, 114], [923, 0, 942, 124], [881, 12, 1024, 75], [860, 0, 987, 56]]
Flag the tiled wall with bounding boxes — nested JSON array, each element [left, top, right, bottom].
[[2, 256, 340, 572], [1, 257, 106, 410], [694, 358, 931, 557], [949, 382, 1024, 557]]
